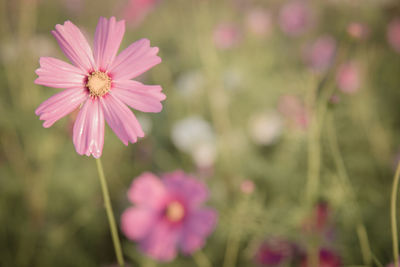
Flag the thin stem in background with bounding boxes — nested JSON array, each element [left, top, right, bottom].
[[95, 158, 125, 267], [391, 161, 400, 267], [326, 113, 372, 266]]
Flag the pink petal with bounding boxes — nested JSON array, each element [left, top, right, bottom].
[[52, 21, 95, 72], [180, 208, 218, 254], [35, 57, 86, 89], [162, 171, 209, 207], [100, 93, 144, 145], [112, 79, 165, 113], [73, 98, 105, 158], [139, 220, 180, 262], [109, 38, 161, 80], [121, 207, 155, 241], [93, 17, 125, 71], [127, 172, 166, 208], [35, 87, 88, 128]]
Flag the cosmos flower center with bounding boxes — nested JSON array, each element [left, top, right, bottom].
[[166, 201, 185, 222], [86, 71, 111, 97]]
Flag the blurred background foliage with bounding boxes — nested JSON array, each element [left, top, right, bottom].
[[1, 0, 400, 266]]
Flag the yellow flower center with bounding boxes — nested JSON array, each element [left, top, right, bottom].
[[86, 71, 111, 97], [166, 201, 185, 222]]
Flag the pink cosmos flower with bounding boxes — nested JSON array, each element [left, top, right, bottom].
[[279, 0, 312, 37], [35, 17, 165, 158], [336, 61, 361, 94], [387, 18, 400, 54], [121, 171, 218, 262]]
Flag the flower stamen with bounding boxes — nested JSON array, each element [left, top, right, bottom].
[[86, 71, 111, 97], [166, 201, 185, 222]]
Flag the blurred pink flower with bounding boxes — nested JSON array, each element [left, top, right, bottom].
[[255, 238, 297, 266], [304, 35, 336, 72], [213, 23, 242, 49], [279, 0, 311, 36], [121, 171, 218, 262], [301, 248, 341, 267], [347, 22, 369, 40], [122, 0, 160, 27], [278, 95, 309, 130], [336, 61, 361, 94], [387, 18, 400, 54], [246, 8, 272, 37], [62, 0, 84, 14], [35, 17, 165, 158], [240, 180, 255, 194]]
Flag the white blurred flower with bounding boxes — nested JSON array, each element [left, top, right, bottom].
[[223, 68, 243, 91], [175, 70, 205, 98], [171, 116, 217, 167], [248, 111, 283, 145], [192, 143, 217, 168]]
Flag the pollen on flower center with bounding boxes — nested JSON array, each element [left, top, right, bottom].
[[86, 71, 111, 97], [166, 201, 185, 222]]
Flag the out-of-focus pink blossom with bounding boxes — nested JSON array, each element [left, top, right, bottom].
[[336, 61, 361, 94], [301, 248, 341, 267], [121, 171, 218, 262], [246, 8, 272, 37], [347, 22, 369, 40], [240, 180, 255, 194], [387, 18, 400, 54], [278, 95, 309, 130], [279, 0, 312, 36], [62, 0, 84, 14], [255, 238, 297, 266], [122, 0, 160, 27], [304, 35, 336, 72], [213, 23, 242, 50]]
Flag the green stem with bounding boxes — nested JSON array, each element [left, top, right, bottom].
[[95, 158, 125, 267], [391, 161, 400, 267], [193, 250, 212, 267], [327, 113, 372, 266]]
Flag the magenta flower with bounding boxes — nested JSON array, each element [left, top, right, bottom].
[[35, 17, 165, 158], [301, 248, 341, 267], [121, 171, 218, 261], [255, 238, 297, 266]]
